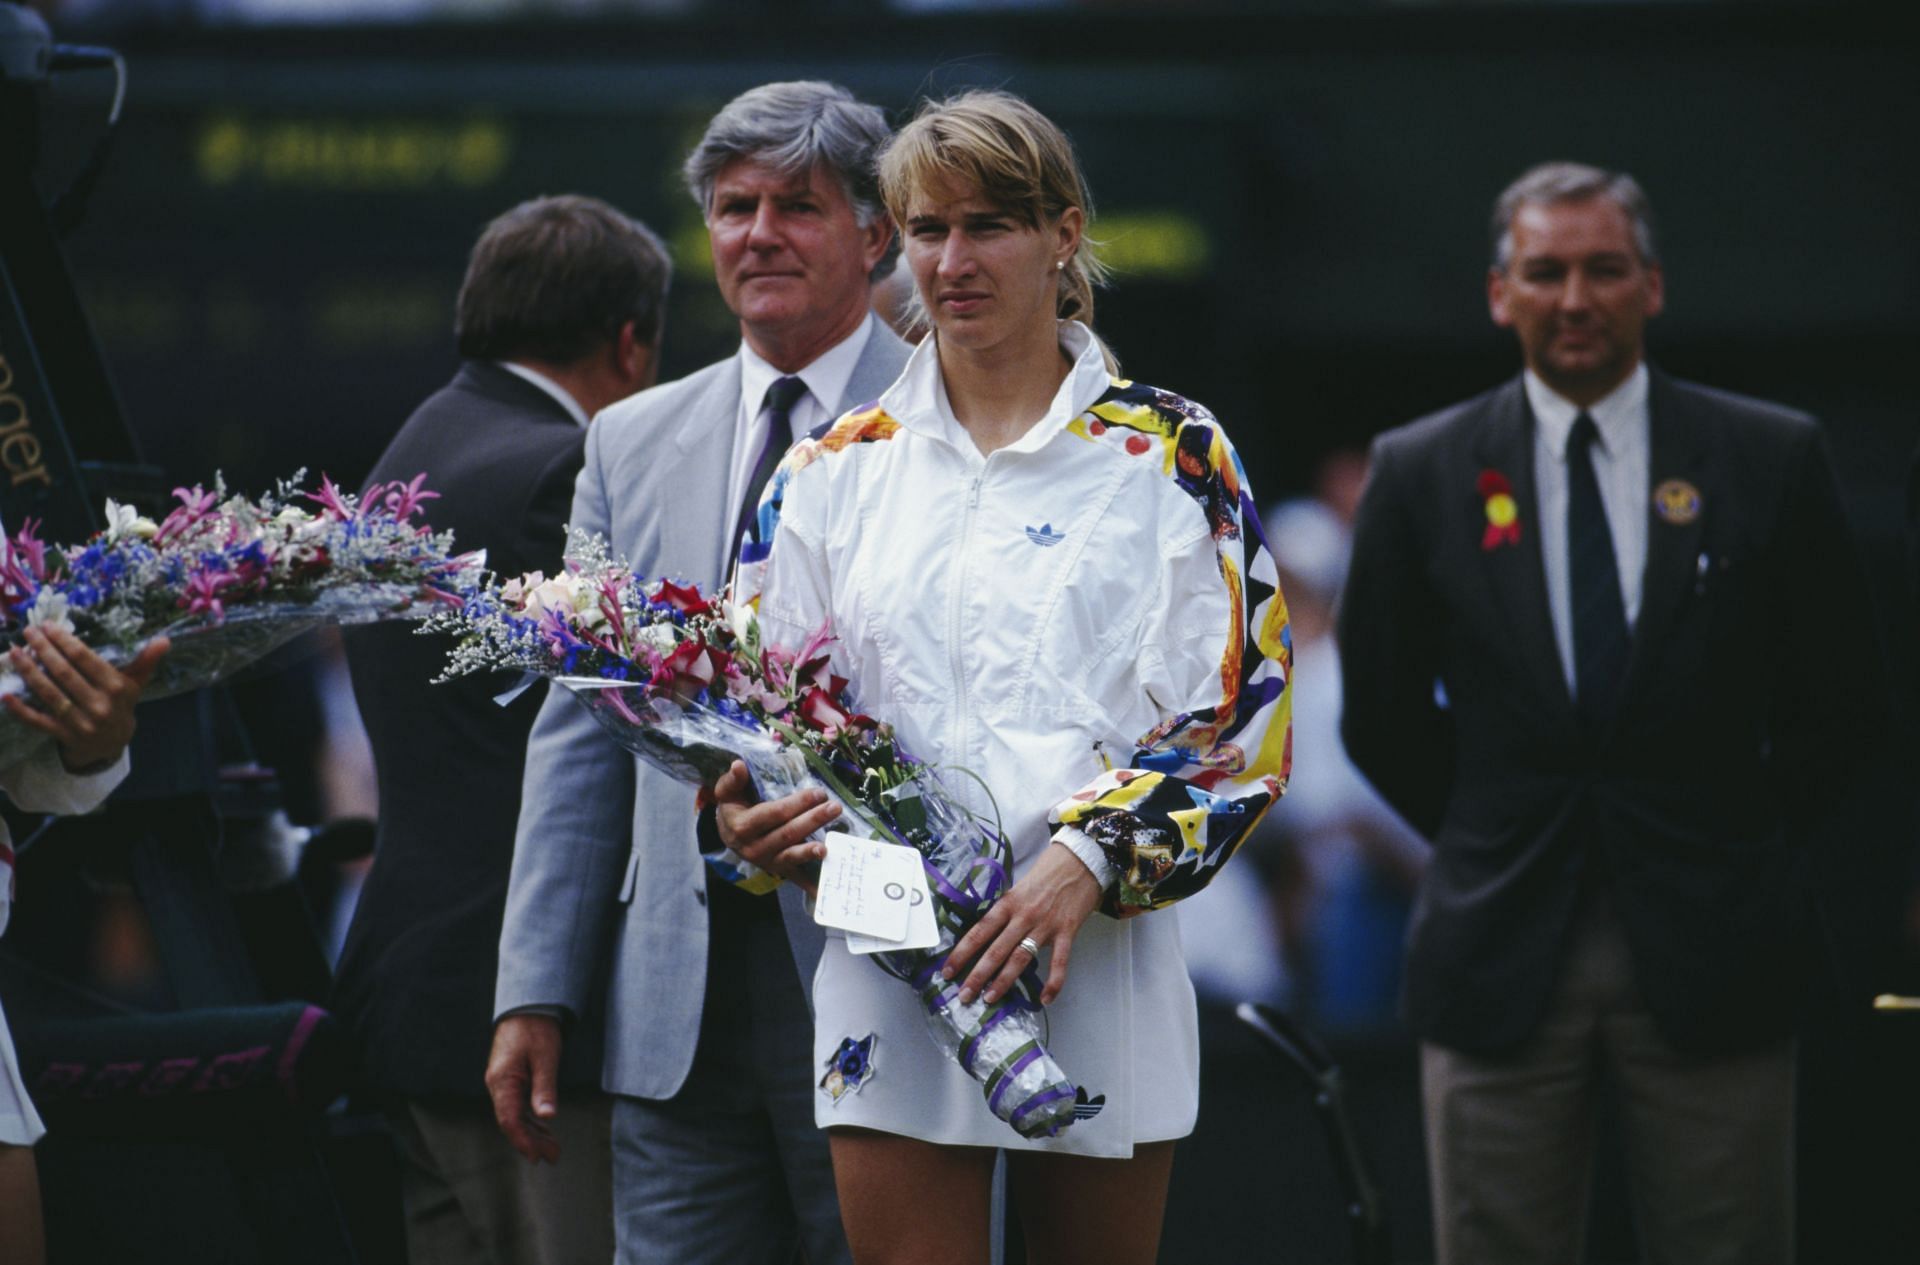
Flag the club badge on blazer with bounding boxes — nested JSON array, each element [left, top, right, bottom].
[[1653, 478, 1702, 526]]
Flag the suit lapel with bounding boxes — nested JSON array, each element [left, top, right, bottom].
[[657, 360, 744, 586], [1473, 377, 1576, 719], [673, 359, 743, 458], [1619, 367, 1709, 705], [839, 322, 911, 415]]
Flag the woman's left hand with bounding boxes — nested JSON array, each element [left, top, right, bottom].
[[942, 842, 1102, 1007], [5, 626, 170, 772]]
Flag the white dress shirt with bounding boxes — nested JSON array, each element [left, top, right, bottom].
[[498, 361, 589, 428], [1528, 362, 1651, 694], [728, 313, 874, 525]]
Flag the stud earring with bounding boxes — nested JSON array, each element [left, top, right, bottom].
[[1055, 260, 1065, 271]]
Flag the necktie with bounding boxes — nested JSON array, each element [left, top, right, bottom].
[[730, 375, 808, 569], [1567, 412, 1630, 729]]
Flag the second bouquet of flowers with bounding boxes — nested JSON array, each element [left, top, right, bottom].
[[426, 530, 1085, 1140], [0, 471, 480, 768]]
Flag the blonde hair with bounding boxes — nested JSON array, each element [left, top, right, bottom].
[[878, 90, 1115, 368]]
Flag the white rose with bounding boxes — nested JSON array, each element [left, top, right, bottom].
[[525, 578, 575, 624]]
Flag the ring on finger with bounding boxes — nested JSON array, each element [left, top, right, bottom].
[[55, 697, 74, 717], [1017, 935, 1041, 960]]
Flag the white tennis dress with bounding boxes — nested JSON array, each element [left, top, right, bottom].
[[1, 742, 129, 1145], [737, 323, 1293, 1158]]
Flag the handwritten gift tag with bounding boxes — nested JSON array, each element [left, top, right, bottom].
[[813, 833, 936, 952]]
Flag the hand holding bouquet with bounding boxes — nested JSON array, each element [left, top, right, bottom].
[[426, 530, 1086, 1140]]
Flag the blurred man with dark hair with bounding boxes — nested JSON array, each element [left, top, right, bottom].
[[333, 193, 669, 1265], [1340, 162, 1888, 1264], [487, 83, 907, 1264]]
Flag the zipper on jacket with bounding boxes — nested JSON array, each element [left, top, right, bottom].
[[946, 468, 985, 778]]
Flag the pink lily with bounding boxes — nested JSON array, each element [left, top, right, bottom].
[[156, 485, 221, 544], [374, 473, 441, 523], [180, 570, 235, 619], [304, 474, 356, 521]]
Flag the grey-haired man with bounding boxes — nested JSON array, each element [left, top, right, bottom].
[[487, 82, 909, 1264], [1340, 162, 1887, 1264]]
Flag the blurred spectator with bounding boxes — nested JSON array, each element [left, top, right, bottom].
[[1180, 485, 1424, 1023], [332, 193, 670, 1265], [1180, 477, 1425, 1026], [1272, 496, 1422, 1032]]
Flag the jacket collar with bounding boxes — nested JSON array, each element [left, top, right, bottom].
[[737, 313, 873, 427], [453, 360, 581, 427], [879, 320, 1111, 457], [674, 318, 911, 459]]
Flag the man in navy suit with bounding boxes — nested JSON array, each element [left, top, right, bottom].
[[334, 194, 670, 1265], [1340, 163, 1887, 1264]]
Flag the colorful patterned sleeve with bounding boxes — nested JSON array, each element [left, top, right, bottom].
[[1050, 384, 1293, 916]]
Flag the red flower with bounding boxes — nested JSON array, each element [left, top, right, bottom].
[[798, 686, 853, 737], [1478, 468, 1522, 551], [653, 579, 712, 617], [797, 653, 848, 697], [661, 638, 722, 699]]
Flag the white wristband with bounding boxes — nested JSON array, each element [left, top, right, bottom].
[[1051, 826, 1119, 889]]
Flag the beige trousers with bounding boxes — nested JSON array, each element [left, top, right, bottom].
[[1422, 896, 1795, 1265], [389, 1092, 615, 1265]]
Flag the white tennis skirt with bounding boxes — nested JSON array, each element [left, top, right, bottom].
[[808, 904, 1200, 1159], [1, 996, 47, 1147]]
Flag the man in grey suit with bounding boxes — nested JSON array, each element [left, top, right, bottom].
[[486, 82, 909, 1264]]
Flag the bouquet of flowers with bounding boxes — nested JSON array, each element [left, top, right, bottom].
[[0, 471, 479, 768], [426, 530, 1084, 1140]]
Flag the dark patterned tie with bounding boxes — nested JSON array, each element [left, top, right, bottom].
[[1568, 412, 1630, 729], [730, 375, 808, 569]]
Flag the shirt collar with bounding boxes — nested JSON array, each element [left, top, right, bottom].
[[737, 312, 875, 422], [881, 319, 1113, 453], [498, 361, 590, 427], [1525, 360, 1650, 460]]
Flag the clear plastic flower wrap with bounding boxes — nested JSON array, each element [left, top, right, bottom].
[[0, 473, 479, 769], [427, 530, 1083, 1139]]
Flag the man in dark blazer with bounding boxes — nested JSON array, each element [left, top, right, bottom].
[[1340, 163, 1887, 1264], [332, 194, 671, 1265]]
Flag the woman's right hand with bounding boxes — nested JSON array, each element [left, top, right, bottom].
[[712, 759, 842, 895]]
